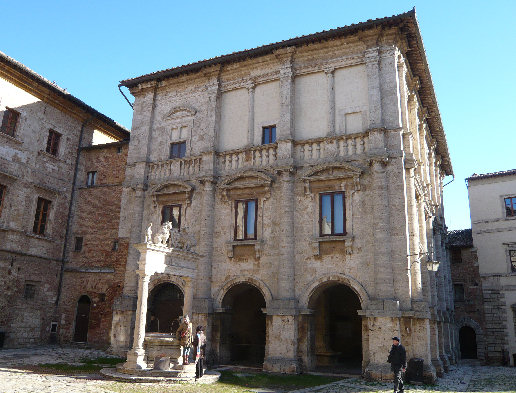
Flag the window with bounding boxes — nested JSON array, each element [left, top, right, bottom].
[[161, 204, 181, 229], [450, 248, 462, 263], [0, 184, 5, 217], [234, 199, 257, 240], [24, 283, 36, 300], [319, 192, 346, 236], [170, 141, 186, 159], [505, 197, 516, 217], [74, 237, 83, 251], [1, 108, 20, 137], [45, 129, 61, 156], [510, 250, 516, 273], [50, 322, 58, 333], [454, 283, 465, 302], [112, 240, 119, 251], [86, 171, 97, 187], [33, 197, 51, 235], [262, 126, 276, 145]]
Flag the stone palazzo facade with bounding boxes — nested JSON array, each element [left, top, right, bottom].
[[112, 10, 457, 381]]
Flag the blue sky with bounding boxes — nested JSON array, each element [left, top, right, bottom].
[[2, 1, 515, 230]]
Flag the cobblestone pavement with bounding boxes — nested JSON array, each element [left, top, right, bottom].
[[0, 347, 515, 392]]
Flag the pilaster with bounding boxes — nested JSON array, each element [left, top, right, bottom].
[[324, 67, 335, 136], [275, 47, 295, 140]]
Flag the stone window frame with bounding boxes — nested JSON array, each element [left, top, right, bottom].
[[161, 203, 182, 230], [234, 198, 258, 241], [503, 195, 516, 218], [32, 196, 52, 236], [45, 129, 61, 157], [1, 107, 20, 137], [163, 106, 196, 161], [23, 281, 38, 300], [29, 184, 58, 239], [86, 171, 97, 187], [261, 125, 277, 145], [169, 141, 187, 159], [112, 239, 119, 251], [150, 181, 193, 236], [318, 190, 346, 237]]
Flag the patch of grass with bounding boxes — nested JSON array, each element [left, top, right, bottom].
[[38, 356, 125, 373], [218, 370, 342, 389]]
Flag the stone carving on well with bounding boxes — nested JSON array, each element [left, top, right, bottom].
[[153, 222, 173, 246]]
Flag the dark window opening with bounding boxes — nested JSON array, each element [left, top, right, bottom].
[[50, 322, 58, 333], [161, 204, 181, 229], [74, 237, 83, 252], [33, 197, 51, 235], [24, 283, 36, 299], [112, 240, 119, 251], [1, 108, 20, 137], [262, 126, 276, 145], [454, 283, 465, 302], [170, 141, 186, 159], [86, 171, 97, 187], [319, 192, 346, 236], [510, 250, 516, 273], [0, 184, 5, 217], [235, 199, 257, 240], [45, 129, 61, 156], [505, 197, 516, 217]]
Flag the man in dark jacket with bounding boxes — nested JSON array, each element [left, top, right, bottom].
[[387, 336, 407, 393]]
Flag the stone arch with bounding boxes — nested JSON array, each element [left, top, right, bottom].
[[456, 317, 485, 361], [149, 274, 186, 295], [299, 273, 369, 310], [214, 276, 273, 309], [147, 277, 185, 333]]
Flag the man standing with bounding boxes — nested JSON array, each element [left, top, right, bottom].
[[176, 315, 193, 365], [192, 325, 207, 380], [387, 336, 407, 393]]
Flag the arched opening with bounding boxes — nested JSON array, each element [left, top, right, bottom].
[[147, 283, 184, 333], [308, 283, 362, 371], [220, 283, 266, 366], [73, 295, 91, 342], [459, 326, 477, 359]]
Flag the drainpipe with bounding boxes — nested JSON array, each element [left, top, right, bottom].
[[55, 115, 95, 306]]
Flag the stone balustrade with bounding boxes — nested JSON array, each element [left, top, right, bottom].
[[147, 132, 371, 182]]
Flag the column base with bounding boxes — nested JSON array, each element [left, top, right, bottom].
[[123, 348, 147, 370], [422, 362, 437, 384], [363, 362, 392, 381], [263, 357, 300, 374], [432, 357, 444, 377]]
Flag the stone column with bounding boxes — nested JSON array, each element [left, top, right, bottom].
[[264, 168, 299, 373], [247, 81, 255, 146], [325, 67, 335, 136], [275, 47, 295, 140], [124, 270, 150, 370], [183, 277, 193, 318]]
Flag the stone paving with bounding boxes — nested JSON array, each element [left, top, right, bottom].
[[0, 346, 515, 392]]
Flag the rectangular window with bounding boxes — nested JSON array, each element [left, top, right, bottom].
[[0, 184, 5, 217], [24, 283, 36, 300], [161, 204, 181, 229], [170, 141, 186, 159], [505, 197, 516, 217], [510, 250, 516, 273], [234, 199, 257, 240], [262, 126, 277, 145], [33, 197, 51, 235], [450, 248, 462, 263], [74, 237, 83, 251], [454, 283, 465, 302], [86, 171, 97, 187], [1, 108, 20, 137], [112, 240, 119, 251], [319, 192, 346, 236], [45, 129, 61, 156]]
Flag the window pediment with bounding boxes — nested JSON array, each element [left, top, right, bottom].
[[165, 106, 197, 120], [151, 181, 193, 206], [219, 171, 273, 200], [302, 163, 362, 194]]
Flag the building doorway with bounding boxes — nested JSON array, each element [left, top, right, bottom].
[[459, 326, 477, 359], [309, 283, 362, 371], [147, 283, 184, 333], [220, 283, 266, 366], [73, 295, 91, 342]]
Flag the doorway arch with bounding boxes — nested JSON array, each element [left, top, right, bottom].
[[308, 283, 362, 370], [73, 295, 91, 342], [147, 283, 184, 333], [459, 326, 477, 359], [220, 283, 266, 366]]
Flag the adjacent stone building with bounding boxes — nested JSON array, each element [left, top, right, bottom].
[[467, 169, 516, 365], [114, 9, 456, 381], [447, 229, 486, 361], [0, 51, 129, 348]]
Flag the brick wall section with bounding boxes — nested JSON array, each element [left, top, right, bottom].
[[58, 141, 128, 348]]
